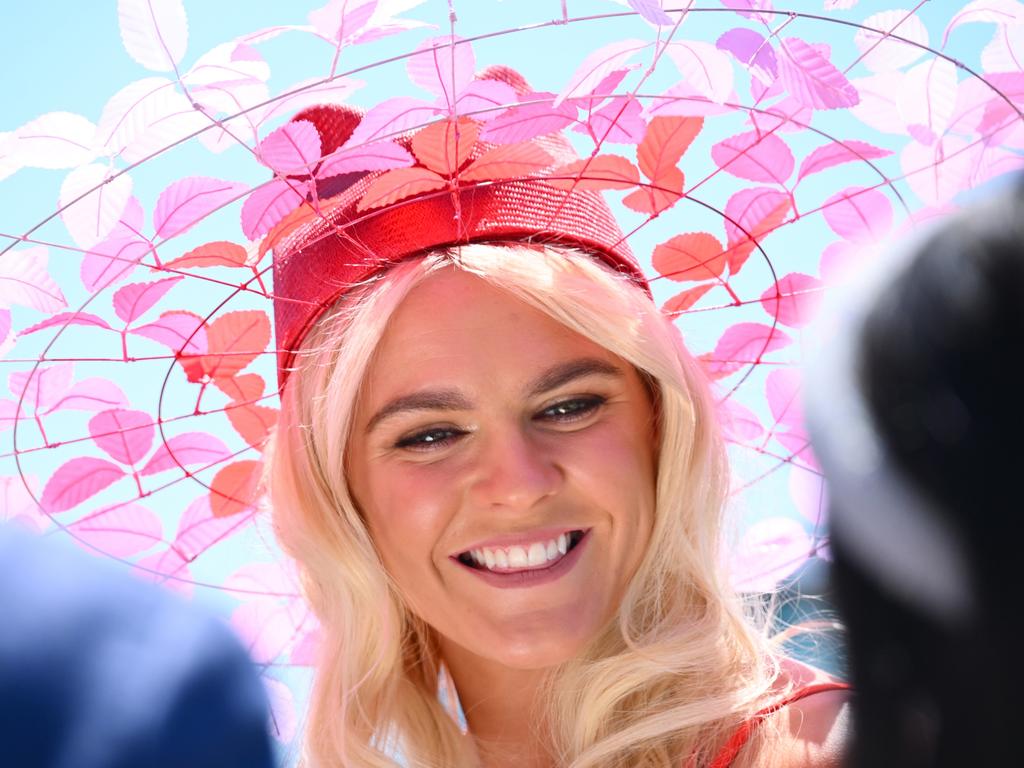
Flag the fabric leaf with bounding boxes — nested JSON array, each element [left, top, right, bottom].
[[210, 460, 263, 517], [9, 112, 97, 169], [0, 246, 67, 313], [59, 164, 134, 249], [544, 155, 640, 190], [81, 236, 152, 293], [730, 517, 813, 592], [723, 187, 792, 275], [760, 273, 824, 328], [711, 131, 794, 184], [479, 96, 577, 144], [665, 41, 735, 104], [162, 241, 249, 270], [41, 457, 126, 514], [777, 38, 859, 109], [702, 322, 792, 379], [118, 0, 189, 72], [410, 117, 479, 176], [240, 178, 310, 240], [357, 167, 446, 211], [70, 503, 163, 558], [407, 35, 475, 108], [460, 143, 553, 181], [113, 276, 183, 324], [555, 39, 649, 106], [796, 140, 892, 182], [653, 233, 727, 283], [717, 27, 778, 82], [154, 176, 249, 240], [317, 139, 414, 178], [201, 310, 271, 380], [257, 120, 322, 175], [822, 186, 893, 242], [662, 283, 714, 315], [141, 431, 232, 475], [226, 403, 279, 450], [89, 409, 155, 466]]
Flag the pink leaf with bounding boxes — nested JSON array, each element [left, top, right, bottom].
[[407, 35, 475, 109], [140, 431, 231, 476], [257, 120, 322, 175], [59, 164, 134, 249], [778, 37, 859, 110], [0, 246, 67, 313], [95, 77, 189, 157], [627, 0, 674, 25], [718, 397, 764, 442], [135, 547, 193, 597], [556, 39, 649, 107], [70, 503, 163, 557], [575, 96, 646, 144], [89, 409, 155, 466], [307, 0, 377, 44], [317, 140, 414, 178], [345, 97, 438, 146], [240, 179, 310, 240], [154, 176, 249, 240], [356, 167, 445, 211], [901, 136, 983, 207], [766, 368, 804, 433], [854, 10, 928, 72], [665, 41, 735, 104], [46, 377, 130, 415], [479, 96, 577, 144], [822, 186, 893, 242], [453, 79, 518, 121], [759, 272, 824, 328], [796, 140, 892, 182], [113, 276, 183, 324], [118, 0, 189, 72], [703, 322, 792, 379], [8, 363, 73, 414], [460, 143, 554, 182], [901, 58, 958, 145], [81, 236, 152, 292], [711, 130, 794, 184], [9, 112, 97, 169], [20, 311, 112, 337], [730, 517, 813, 592], [723, 187, 792, 274], [1, 476, 47, 533], [717, 27, 778, 82], [0, 309, 10, 354], [174, 494, 250, 562], [41, 457, 126, 514], [943, 0, 1024, 46], [231, 598, 306, 665], [130, 310, 208, 354]]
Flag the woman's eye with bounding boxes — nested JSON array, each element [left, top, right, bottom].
[[394, 427, 465, 451], [538, 396, 605, 422]]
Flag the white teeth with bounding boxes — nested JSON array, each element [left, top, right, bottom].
[[527, 542, 547, 566], [463, 531, 582, 573], [507, 546, 529, 568]]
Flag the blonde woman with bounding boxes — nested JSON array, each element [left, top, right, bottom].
[[265, 92, 850, 767]]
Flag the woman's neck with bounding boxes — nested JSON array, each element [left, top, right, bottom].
[[440, 640, 557, 768]]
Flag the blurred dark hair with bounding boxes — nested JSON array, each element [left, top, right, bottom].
[[834, 178, 1024, 767]]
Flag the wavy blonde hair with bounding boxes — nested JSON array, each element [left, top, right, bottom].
[[266, 243, 783, 767]]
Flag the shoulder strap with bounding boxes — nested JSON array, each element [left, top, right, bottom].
[[705, 681, 851, 768]]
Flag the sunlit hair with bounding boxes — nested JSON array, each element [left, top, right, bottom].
[[266, 243, 784, 767]]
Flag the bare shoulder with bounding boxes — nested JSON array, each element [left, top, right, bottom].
[[772, 660, 853, 768]]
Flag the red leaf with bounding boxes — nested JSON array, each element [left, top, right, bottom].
[[214, 373, 266, 403], [653, 232, 727, 282], [129, 310, 208, 382], [41, 456, 125, 513], [702, 322, 792, 379], [760, 272, 824, 328], [20, 311, 112, 336], [201, 310, 271, 379], [89, 409, 155, 466], [662, 283, 714, 316], [460, 143, 553, 182], [796, 140, 893, 183], [723, 187, 792, 274], [622, 166, 684, 214], [140, 431, 232, 476], [226, 403, 279, 449], [778, 37, 859, 110], [113, 276, 183, 324], [410, 117, 479, 176], [544, 155, 640, 190], [210, 460, 263, 517], [357, 167, 446, 212], [162, 241, 249, 270], [636, 116, 703, 182]]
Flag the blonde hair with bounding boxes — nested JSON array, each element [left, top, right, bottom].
[[266, 243, 782, 767]]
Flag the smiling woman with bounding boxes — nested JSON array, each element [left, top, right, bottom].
[[264, 90, 848, 768]]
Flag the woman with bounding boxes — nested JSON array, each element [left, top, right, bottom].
[[265, 87, 849, 767]]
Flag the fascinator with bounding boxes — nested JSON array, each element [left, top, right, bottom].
[[2, 0, 1022, 746]]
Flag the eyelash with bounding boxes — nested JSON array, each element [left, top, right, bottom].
[[393, 396, 607, 451]]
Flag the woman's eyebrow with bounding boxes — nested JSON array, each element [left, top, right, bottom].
[[365, 390, 470, 433], [525, 357, 624, 397], [365, 357, 624, 434]]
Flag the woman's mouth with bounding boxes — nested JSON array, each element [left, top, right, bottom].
[[456, 530, 586, 574]]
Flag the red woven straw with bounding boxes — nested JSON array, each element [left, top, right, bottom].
[[272, 69, 646, 386]]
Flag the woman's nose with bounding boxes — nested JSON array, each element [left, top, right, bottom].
[[467, 425, 562, 510]]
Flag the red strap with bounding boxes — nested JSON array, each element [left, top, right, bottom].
[[705, 682, 851, 768]]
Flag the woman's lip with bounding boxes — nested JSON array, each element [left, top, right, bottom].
[[450, 530, 590, 589], [453, 526, 589, 556]]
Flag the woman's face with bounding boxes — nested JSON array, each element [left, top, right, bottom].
[[347, 267, 658, 671]]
